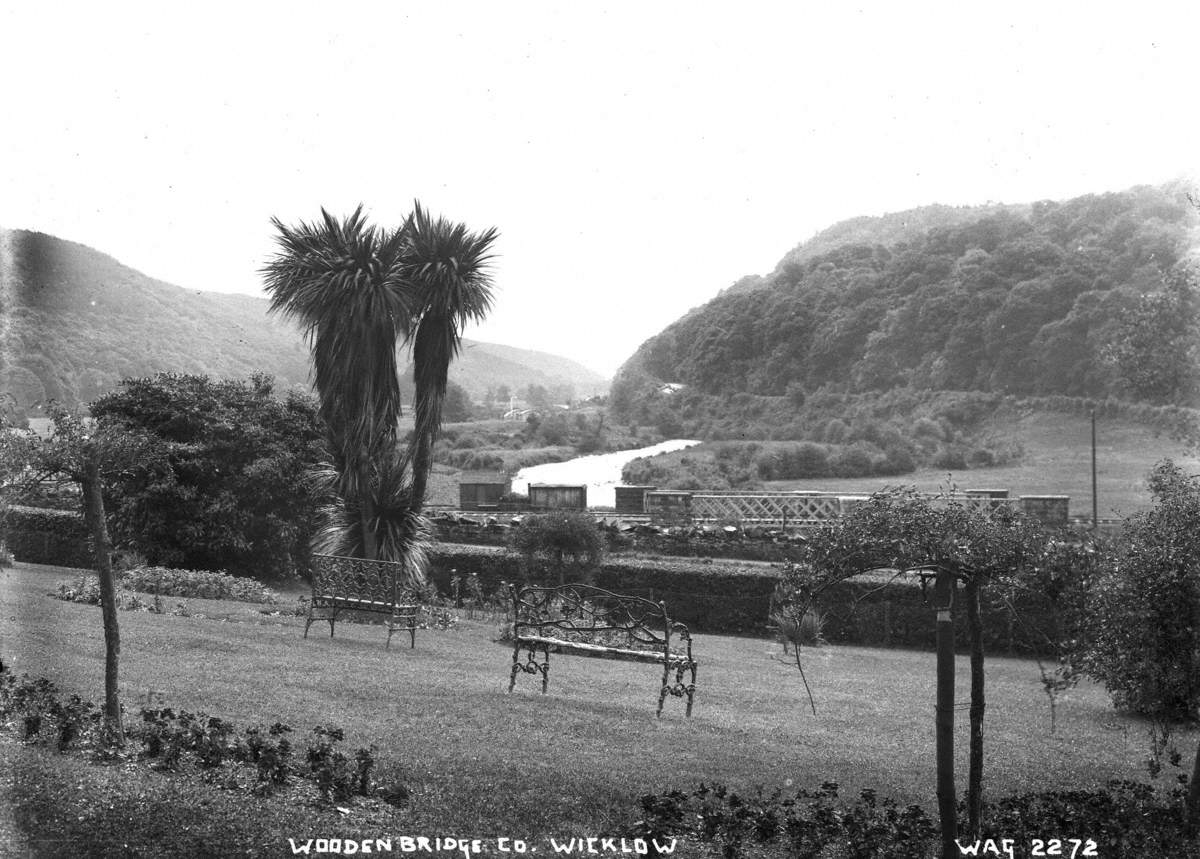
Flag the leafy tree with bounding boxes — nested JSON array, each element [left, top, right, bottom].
[[1076, 459, 1200, 829], [795, 489, 1045, 852], [0, 407, 160, 742], [263, 204, 496, 568], [510, 512, 604, 586], [89, 373, 328, 579], [1102, 271, 1200, 404], [441, 381, 474, 424]]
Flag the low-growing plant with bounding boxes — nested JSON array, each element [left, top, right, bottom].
[[624, 781, 936, 859], [121, 566, 280, 604]]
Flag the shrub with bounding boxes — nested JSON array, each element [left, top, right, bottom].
[[509, 512, 604, 585], [829, 445, 874, 478], [1081, 460, 1200, 718], [1, 505, 93, 567], [120, 567, 280, 604], [932, 444, 968, 471], [90, 373, 328, 580], [624, 781, 935, 859]]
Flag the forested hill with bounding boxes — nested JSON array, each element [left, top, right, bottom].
[[0, 229, 606, 411], [612, 183, 1199, 438]]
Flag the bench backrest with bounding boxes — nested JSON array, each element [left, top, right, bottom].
[[510, 582, 691, 649], [311, 553, 416, 604]]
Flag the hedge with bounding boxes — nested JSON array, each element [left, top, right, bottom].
[[427, 543, 1057, 652], [0, 507, 1056, 652], [1, 505, 94, 568]]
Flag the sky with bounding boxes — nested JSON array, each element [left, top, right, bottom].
[[1, 2, 1197, 378]]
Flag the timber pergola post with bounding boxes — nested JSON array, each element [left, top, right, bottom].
[[932, 565, 958, 859]]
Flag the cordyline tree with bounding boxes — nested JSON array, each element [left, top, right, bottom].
[[262, 204, 496, 578], [787, 488, 1046, 858], [0, 407, 159, 743]]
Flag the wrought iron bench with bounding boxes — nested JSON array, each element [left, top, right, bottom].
[[507, 582, 697, 717], [304, 553, 420, 650]]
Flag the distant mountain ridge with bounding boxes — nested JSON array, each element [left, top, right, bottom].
[[0, 228, 606, 411]]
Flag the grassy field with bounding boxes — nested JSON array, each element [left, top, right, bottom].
[[0, 561, 1172, 855], [761, 410, 1198, 516]]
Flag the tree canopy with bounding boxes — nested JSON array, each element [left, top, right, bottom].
[[613, 184, 1199, 439]]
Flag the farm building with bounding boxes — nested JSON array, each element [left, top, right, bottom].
[[528, 483, 587, 510], [458, 472, 511, 510]]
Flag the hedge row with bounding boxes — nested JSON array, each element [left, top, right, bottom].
[[427, 543, 1057, 652], [1, 505, 94, 568], [433, 520, 807, 564]]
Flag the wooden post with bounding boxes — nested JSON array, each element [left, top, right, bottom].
[[934, 567, 957, 859], [965, 578, 985, 840]]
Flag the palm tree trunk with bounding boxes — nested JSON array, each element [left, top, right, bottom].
[[81, 461, 122, 743], [934, 567, 957, 859], [966, 578, 985, 840]]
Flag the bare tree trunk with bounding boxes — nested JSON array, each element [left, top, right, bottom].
[[81, 462, 122, 743], [965, 578, 985, 840], [934, 568, 958, 859], [1186, 736, 1200, 833]]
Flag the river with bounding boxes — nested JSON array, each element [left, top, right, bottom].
[[512, 439, 701, 508]]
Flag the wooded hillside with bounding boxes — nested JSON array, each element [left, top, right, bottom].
[[612, 183, 1199, 441]]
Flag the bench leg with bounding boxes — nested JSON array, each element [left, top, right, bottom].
[[686, 663, 698, 718], [657, 660, 672, 718], [508, 645, 521, 693], [541, 646, 551, 694]]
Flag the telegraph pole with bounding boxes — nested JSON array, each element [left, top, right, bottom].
[[1091, 409, 1098, 531]]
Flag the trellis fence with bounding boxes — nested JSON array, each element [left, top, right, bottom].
[[646, 489, 1046, 527]]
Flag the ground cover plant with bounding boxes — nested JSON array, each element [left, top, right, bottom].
[[0, 560, 1169, 855]]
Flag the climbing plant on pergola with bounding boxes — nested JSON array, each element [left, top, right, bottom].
[[785, 488, 1047, 859]]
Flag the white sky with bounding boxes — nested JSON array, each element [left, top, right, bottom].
[[2, 2, 1197, 377]]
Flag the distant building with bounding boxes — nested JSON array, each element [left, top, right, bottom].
[[458, 472, 511, 510], [528, 484, 588, 510]]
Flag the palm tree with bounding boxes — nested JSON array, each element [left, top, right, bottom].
[[262, 206, 412, 560], [401, 203, 498, 509], [262, 203, 497, 564]]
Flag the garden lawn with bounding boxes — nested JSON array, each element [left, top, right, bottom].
[[0, 561, 1167, 853]]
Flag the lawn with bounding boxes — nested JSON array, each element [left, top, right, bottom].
[[0, 561, 1171, 855]]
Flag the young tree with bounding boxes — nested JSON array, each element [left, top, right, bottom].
[[510, 512, 605, 585], [1, 407, 159, 742], [794, 489, 1045, 855]]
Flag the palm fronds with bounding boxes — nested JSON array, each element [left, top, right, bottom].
[[264, 202, 497, 563]]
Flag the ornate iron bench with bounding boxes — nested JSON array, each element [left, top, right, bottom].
[[304, 553, 420, 650], [507, 582, 697, 717]]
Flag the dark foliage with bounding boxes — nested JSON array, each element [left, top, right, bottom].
[[90, 373, 329, 580], [612, 184, 1199, 441], [1081, 460, 1200, 718]]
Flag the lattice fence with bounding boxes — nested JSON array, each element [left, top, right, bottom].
[[691, 493, 848, 524], [689, 491, 1018, 525]]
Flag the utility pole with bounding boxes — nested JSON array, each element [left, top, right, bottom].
[[1091, 409, 1098, 531]]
